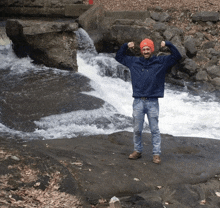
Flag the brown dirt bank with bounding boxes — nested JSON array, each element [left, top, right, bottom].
[[85, 0, 220, 12]]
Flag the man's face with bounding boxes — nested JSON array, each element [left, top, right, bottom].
[[142, 46, 152, 59]]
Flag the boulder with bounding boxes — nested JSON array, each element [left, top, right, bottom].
[[6, 19, 78, 71], [210, 77, 220, 89], [195, 70, 209, 81], [206, 56, 219, 67], [153, 22, 167, 32], [192, 11, 220, 22], [110, 21, 165, 54], [207, 65, 220, 79], [202, 41, 216, 50], [159, 12, 171, 22], [78, 5, 105, 31], [144, 18, 156, 27], [110, 24, 151, 50], [207, 48, 220, 57], [163, 26, 184, 41], [200, 82, 216, 92], [150, 12, 171, 22], [150, 12, 160, 21], [184, 36, 197, 58], [163, 29, 173, 41], [171, 35, 186, 59], [181, 58, 198, 75]]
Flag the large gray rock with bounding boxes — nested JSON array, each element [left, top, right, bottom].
[[159, 12, 171, 22], [78, 5, 105, 31], [210, 77, 220, 89], [202, 41, 216, 50], [192, 11, 220, 22], [182, 58, 198, 75], [150, 12, 171, 22], [153, 22, 167, 32], [207, 65, 220, 79], [184, 36, 197, 58], [163, 26, 184, 41], [111, 24, 151, 49], [26, 132, 220, 207], [144, 18, 156, 27], [6, 19, 78, 71], [171, 35, 186, 59], [150, 12, 160, 21], [195, 70, 209, 81], [110, 21, 164, 54]]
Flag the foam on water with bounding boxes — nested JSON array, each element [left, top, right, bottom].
[[34, 103, 133, 139], [160, 89, 220, 139], [0, 30, 220, 140], [76, 53, 220, 140]]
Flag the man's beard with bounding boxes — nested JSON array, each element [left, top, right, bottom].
[[144, 53, 151, 58]]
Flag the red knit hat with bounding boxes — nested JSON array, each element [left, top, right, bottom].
[[140, 38, 154, 53]]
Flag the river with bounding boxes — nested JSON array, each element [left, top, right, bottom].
[[0, 28, 220, 140]]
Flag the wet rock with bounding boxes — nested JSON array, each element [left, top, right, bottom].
[[165, 77, 185, 87], [6, 19, 78, 71], [200, 82, 216, 92], [25, 132, 220, 207], [196, 70, 209, 81], [0, 72, 105, 132]]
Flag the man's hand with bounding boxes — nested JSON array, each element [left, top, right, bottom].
[[128, 42, 135, 49], [161, 41, 166, 48]]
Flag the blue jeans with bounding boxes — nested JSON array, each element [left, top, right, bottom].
[[132, 98, 161, 155]]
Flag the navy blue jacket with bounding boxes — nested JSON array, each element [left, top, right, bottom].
[[115, 41, 182, 98]]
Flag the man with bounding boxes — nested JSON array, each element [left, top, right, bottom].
[[115, 38, 182, 164]]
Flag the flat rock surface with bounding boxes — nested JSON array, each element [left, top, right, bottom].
[[1, 132, 220, 207]]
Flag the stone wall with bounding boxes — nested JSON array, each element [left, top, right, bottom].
[[0, 0, 92, 17]]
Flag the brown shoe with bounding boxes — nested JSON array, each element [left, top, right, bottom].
[[153, 155, 161, 164], [129, 151, 142, 160]]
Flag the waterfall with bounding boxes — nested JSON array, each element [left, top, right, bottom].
[[0, 28, 220, 140]]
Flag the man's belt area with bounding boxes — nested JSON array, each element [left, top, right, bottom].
[[141, 97, 148, 100]]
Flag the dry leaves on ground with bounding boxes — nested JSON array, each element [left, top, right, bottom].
[[0, 147, 82, 208], [85, 0, 220, 12]]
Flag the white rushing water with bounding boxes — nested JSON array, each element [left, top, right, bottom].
[[0, 29, 220, 140], [75, 52, 220, 140]]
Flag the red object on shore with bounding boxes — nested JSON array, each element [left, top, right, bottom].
[[89, 0, 93, 4]]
